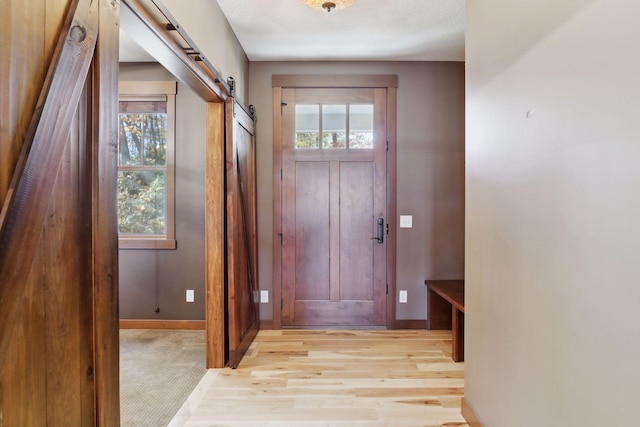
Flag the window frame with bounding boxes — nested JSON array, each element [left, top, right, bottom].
[[117, 81, 177, 249]]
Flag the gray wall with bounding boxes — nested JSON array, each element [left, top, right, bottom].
[[250, 61, 465, 321], [119, 63, 207, 320], [466, 0, 640, 425], [162, 0, 250, 104], [118, 0, 249, 320]]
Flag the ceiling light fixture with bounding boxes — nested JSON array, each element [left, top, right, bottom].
[[301, 0, 356, 13]]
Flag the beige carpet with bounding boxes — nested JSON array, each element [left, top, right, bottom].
[[120, 329, 207, 427]]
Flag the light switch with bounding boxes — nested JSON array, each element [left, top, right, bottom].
[[260, 290, 269, 304], [399, 215, 413, 228]]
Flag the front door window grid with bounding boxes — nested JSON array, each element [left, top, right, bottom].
[[295, 103, 373, 150]]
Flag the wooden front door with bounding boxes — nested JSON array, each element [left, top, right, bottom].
[[280, 87, 388, 326]]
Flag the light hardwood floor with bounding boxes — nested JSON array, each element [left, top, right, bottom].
[[170, 330, 468, 427]]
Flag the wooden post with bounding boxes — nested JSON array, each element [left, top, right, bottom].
[[205, 102, 226, 368]]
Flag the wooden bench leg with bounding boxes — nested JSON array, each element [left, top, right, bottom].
[[427, 287, 453, 330], [451, 307, 464, 362]]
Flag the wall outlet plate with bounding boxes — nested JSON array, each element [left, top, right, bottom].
[[260, 290, 269, 303], [399, 290, 408, 303], [186, 289, 194, 303]]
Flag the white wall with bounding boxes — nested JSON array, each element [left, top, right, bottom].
[[466, 1, 640, 425]]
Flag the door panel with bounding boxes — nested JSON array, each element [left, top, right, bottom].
[[339, 162, 374, 301], [295, 161, 330, 301], [281, 87, 387, 327], [294, 301, 375, 326]]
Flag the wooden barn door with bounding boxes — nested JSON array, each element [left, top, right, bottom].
[[0, 0, 120, 425], [226, 99, 260, 368]]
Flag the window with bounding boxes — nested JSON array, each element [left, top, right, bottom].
[[295, 103, 374, 149], [118, 81, 177, 249]]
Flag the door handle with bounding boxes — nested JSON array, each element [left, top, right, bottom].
[[371, 217, 384, 244]]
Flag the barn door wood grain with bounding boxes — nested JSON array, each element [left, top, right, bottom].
[[226, 99, 260, 368], [0, 0, 120, 424], [280, 87, 388, 327]]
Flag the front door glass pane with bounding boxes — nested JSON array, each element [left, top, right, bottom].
[[349, 104, 374, 149], [295, 104, 320, 149], [322, 104, 347, 149]]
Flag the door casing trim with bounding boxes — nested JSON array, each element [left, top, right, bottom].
[[271, 74, 398, 329]]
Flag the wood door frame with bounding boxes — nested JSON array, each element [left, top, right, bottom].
[[272, 75, 398, 329], [121, 0, 230, 368]]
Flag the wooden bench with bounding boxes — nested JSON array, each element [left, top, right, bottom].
[[425, 280, 465, 362]]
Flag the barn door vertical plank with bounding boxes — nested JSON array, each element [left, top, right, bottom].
[[0, 245, 47, 426], [0, 0, 99, 369], [0, 0, 47, 206], [227, 100, 260, 368], [91, 0, 121, 424], [226, 98, 241, 368], [77, 82, 98, 426], [43, 110, 86, 426]]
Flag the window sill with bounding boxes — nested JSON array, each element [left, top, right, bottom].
[[118, 238, 177, 250]]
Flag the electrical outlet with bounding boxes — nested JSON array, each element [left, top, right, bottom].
[[186, 289, 194, 303], [260, 290, 269, 303], [399, 290, 408, 303]]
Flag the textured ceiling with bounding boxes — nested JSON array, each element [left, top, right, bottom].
[[215, 0, 465, 61]]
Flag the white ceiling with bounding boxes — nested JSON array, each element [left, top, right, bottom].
[[215, 0, 465, 62], [119, 0, 465, 63]]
